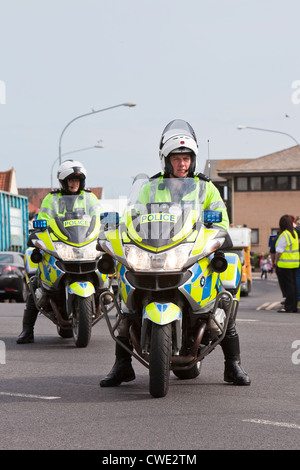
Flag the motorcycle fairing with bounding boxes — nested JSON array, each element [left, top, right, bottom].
[[191, 226, 219, 256], [179, 257, 220, 309], [48, 215, 101, 247], [220, 252, 241, 298], [38, 252, 64, 288], [24, 248, 39, 281], [68, 281, 95, 297], [143, 302, 181, 325], [124, 207, 199, 251], [117, 263, 135, 306]]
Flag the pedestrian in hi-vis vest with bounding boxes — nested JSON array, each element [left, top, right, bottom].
[[275, 214, 300, 313]]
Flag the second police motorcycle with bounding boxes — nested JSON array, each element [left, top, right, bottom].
[[24, 193, 110, 348]]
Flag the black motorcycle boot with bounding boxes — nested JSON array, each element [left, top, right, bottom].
[[16, 296, 38, 344], [100, 337, 135, 387], [221, 335, 251, 386]]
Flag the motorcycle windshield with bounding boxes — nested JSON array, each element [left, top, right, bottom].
[[48, 194, 101, 245], [124, 177, 201, 249]]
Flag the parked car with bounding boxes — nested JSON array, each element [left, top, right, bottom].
[[0, 251, 28, 302]]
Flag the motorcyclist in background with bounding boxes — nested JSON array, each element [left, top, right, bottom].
[[16, 160, 101, 344], [99, 120, 251, 387]]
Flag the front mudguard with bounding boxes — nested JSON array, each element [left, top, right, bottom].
[[66, 281, 95, 317], [142, 302, 182, 325], [68, 281, 95, 297], [141, 302, 182, 352]]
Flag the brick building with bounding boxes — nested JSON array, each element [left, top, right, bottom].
[[203, 145, 300, 254]]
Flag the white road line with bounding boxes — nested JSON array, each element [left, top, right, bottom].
[[266, 302, 280, 311], [236, 319, 259, 322], [243, 418, 300, 430], [256, 302, 270, 311], [0, 392, 61, 400]]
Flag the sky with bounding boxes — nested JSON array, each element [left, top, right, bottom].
[[1, 0, 300, 198]]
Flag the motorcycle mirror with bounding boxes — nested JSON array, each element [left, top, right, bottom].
[[211, 251, 228, 273], [203, 210, 222, 225], [100, 212, 119, 229], [30, 248, 43, 264], [98, 253, 116, 275]]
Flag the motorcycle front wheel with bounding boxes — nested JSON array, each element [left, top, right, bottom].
[[149, 323, 172, 398], [72, 295, 93, 348]]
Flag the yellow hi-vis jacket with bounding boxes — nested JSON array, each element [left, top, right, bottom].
[[37, 190, 101, 223], [137, 175, 229, 230], [275, 229, 300, 268]]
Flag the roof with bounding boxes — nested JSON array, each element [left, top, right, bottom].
[[0, 168, 18, 194], [217, 146, 300, 176], [203, 159, 252, 182]]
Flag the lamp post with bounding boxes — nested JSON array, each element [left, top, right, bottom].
[[237, 125, 300, 149], [58, 102, 136, 165], [51, 141, 104, 189]]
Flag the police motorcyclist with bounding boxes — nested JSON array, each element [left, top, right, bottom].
[[99, 120, 251, 387], [16, 160, 101, 344]]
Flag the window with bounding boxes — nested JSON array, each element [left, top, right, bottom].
[[236, 177, 248, 191], [234, 175, 300, 191], [291, 176, 300, 190], [251, 229, 259, 245], [277, 176, 289, 190], [262, 176, 276, 190], [250, 177, 261, 190]]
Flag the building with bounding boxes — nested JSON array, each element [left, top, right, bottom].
[[0, 168, 18, 194], [203, 145, 300, 254]]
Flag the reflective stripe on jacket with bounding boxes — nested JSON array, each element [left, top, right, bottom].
[[276, 230, 300, 268]]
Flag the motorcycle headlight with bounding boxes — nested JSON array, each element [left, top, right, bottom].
[[54, 240, 100, 260], [125, 244, 192, 271]]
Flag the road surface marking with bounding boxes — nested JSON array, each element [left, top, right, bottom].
[[243, 418, 300, 430], [266, 302, 280, 311], [256, 302, 271, 311], [237, 319, 258, 322], [0, 392, 61, 400]]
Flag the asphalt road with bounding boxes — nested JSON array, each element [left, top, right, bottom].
[[0, 273, 299, 452]]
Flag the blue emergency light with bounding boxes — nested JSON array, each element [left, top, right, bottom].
[[203, 210, 222, 224], [100, 212, 120, 226], [33, 219, 48, 229]]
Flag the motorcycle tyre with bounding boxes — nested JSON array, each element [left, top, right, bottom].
[[149, 323, 172, 398], [173, 361, 202, 380], [72, 295, 93, 348]]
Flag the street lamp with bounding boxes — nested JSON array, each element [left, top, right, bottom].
[[237, 125, 300, 149], [58, 102, 136, 165], [51, 141, 104, 189]]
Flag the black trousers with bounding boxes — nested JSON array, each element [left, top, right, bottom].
[[277, 267, 298, 312]]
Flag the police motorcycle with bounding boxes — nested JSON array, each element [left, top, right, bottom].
[[98, 176, 242, 397], [24, 194, 109, 348]]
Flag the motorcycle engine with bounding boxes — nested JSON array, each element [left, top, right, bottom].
[[35, 288, 49, 309], [209, 308, 226, 336]]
